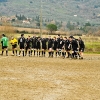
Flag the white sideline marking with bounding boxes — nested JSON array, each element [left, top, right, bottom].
[[0, 77, 20, 80]]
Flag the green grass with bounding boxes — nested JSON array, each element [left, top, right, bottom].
[[85, 41, 100, 54], [0, 32, 100, 54]]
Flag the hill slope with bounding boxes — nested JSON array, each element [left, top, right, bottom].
[[0, 0, 100, 24]]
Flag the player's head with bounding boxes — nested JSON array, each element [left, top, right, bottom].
[[64, 37, 67, 40], [79, 37, 82, 40], [69, 35, 74, 41], [11, 36, 14, 39], [2, 33, 5, 37], [21, 34, 24, 37]]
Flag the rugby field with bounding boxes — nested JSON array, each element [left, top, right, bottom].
[[0, 54, 100, 100]]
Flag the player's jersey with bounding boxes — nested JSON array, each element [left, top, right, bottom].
[[53, 39, 58, 50], [48, 38, 53, 49], [79, 40, 85, 49], [18, 37, 26, 46], [10, 38, 18, 45], [31, 37, 37, 48], [36, 38, 41, 49], [65, 39, 71, 50], [41, 38, 47, 49], [71, 39, 78, 51], [25, 38, 32, 47], [1, 37, 8, 46]]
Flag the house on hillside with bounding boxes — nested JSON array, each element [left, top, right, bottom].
[[0, 16, 8, 22], [22, 20, 30, 24], [97, 14, 100, 18]]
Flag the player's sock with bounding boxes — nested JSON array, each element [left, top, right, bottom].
[[37, 51, 38, 56], [42, 51, 43, 56], [31, 50, 33, 55], [15, 50, 17, 56], [44, 51, 45, 57], [51, 52, 54, 57], [6, 50, 8, 56], [62, 52, 64, 57], [29, 51, 30, 56], [48, 52, 50, 57], [34, 50, 36, 56], [25, 50, 27, 56], [19, 51, 21, 55], [55, 51, 57, 57], [12, 50, 14, 55], [2, 50, 4, 55], [39, 51, 40, 56], [23, 51, 24, 56]]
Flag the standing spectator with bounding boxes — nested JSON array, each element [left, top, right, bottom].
[[10, 36, 18, 56], [1, 34, 8, 56], [18, 34, 26, 56]]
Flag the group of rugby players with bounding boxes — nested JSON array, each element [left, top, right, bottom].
[[1, 33, 85, 59]]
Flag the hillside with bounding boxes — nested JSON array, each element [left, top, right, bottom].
[[0, 0, 100, 24]]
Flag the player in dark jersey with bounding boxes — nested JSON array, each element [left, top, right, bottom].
[[78, 37, 85, 59], [57, 35, 61, 56], [69, 36, 78, 59], [58, 36, 65, 57], [36, 37, 41, 57], [25, 36, 32, 56], [52, 37, 58, 57], [41, 37, 47, 57], [48, 36, 53, 57], [61, 37, 66, 58], [64, 37, 71, 58], [31, 35, 37, 56], [18, 34, 26, 56]]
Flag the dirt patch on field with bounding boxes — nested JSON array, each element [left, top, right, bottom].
[[0, 54, 100, 100]]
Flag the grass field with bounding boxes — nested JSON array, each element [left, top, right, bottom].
[[0, 53, 100, 100]]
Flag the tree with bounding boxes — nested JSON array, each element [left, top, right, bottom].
[[47, 24, 57, 34], [67, 21, 75, 30]]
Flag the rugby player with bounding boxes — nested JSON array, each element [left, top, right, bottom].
[[36, 37, 41, 57], [52, 37, 58, 57], [41, 37, 47, 57], [10, 36, 18, 56], [31, 35, 37, 56], [1, 34, 8, 56], [25, 36, 32, 56], [18, 34, 26, 56], [78, 37, 85, 59], [48, 36, 53, 57]]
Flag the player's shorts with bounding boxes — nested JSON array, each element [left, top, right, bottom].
[[32, 45, 36, 49], [53, 47, 57, 50], [36, 46, 41, 50], [12, 44, 17, 49], [79, 48, 84, 52], [2, 46, 8, 49], [20, 45, 24, 49], [42, 46, 46, 50], [26, 45, 31, 50]]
